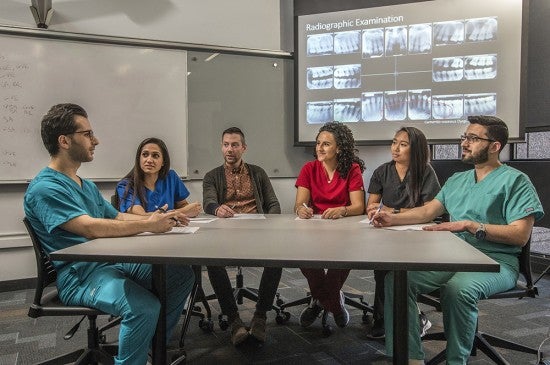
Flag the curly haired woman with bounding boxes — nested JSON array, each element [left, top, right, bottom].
[[294, 121, 365, 328]]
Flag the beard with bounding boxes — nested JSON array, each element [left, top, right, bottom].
[[68, 142, 93, 162], [462, 144, 489, 165]]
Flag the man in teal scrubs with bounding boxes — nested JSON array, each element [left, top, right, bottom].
[[372, 115, 544, 364], [24, 103, 195, 365]]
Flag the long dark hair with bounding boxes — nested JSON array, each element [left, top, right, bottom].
[[316, 122, 365, 178], [121, 137, 171, 208], [397, 127, 429, 207]]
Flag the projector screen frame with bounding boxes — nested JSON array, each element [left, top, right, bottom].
[[293, 0, 529, 146]]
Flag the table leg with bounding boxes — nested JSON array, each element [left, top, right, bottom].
[[393, 270, 408, 365], [152, 264, 167, 365]]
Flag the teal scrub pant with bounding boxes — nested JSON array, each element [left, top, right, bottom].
[[58, 262, 194, 365], [384, 265, 517, 364]]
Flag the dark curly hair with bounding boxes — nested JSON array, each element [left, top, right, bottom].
[[316, 122, 365, 178]]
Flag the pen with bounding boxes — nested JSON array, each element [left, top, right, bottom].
[[156, 205, 178, 222], [370, 200, 383, 225], [302, 202, 308, 210]]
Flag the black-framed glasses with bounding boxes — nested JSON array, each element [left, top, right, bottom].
[[66, 130, 95, 141], [460, 134, 495, 144]]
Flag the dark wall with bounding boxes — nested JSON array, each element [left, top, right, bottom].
[[431, 160, 549, 228]]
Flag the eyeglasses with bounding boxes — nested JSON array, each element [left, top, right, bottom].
[[67, 130, 95, 141], [460, 134, 495, 144]]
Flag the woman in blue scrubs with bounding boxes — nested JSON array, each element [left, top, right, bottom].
[[117, 137, 201, 215]]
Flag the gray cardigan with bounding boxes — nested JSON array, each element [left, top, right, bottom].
[[202, 163, 281, 215]]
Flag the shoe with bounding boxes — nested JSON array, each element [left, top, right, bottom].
[[367, 318, 385, 339], [333, 291, 349, 328], [249, 313, 267, 342], [300, 299, 323, 327], [230, 316, 249, 346], [419, 312, 432, 337]]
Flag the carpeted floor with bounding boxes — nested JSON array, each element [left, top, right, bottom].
[[2, 258, 550, 365]]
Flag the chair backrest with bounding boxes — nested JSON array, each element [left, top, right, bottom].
[[519, 236, 536, 291], [110, 189, 120, 211], [23, 217, 58, 307]]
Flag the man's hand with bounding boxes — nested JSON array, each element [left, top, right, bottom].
[[147, 210, 179, 233], [215, 204, 236, 218]]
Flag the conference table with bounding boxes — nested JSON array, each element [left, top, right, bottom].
[[50, 214, 499, 365]]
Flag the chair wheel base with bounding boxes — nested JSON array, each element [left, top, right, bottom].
[[275, 311, 291, 324], [322, 325, 333, 337]]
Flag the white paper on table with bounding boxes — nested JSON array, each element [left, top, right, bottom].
[[359, 217, 373, 224], [189, 217, 218, 224], [229, 214, 266, 220], [139, 226, 200, 235], [382, 224, 432, 231], [295, 214, 323, 220]]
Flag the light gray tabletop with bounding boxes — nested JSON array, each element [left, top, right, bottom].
[[50, 214, 499, 272]]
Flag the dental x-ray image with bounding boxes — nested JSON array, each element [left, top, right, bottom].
[[334, 30, 361, 54], [361, 92, 384, 122], [464, 93, 497, 115], [408, 89, 432, 120], [362, 28, 384, 58], [307, 101, 333, 124], [385, 26, 408, 56], [408, 23, 432, 54], [307, 33, 333, 56], [466, 17, 497, 42], [432, 57, 464, 82], [306, 66, 334, 90], [333, 64, 361, 89], [464, 54, 497, 80], [432, 94, 464, 119], [433, 21, 464, 46], [297, 0, 523, 143], [334, 98, 361, 122], [384, 90, 408, 121]]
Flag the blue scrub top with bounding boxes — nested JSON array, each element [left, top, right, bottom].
[[116, 169, 190, 212]]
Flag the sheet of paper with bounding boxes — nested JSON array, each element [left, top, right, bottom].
[[382, 224, 432, 231], [189, 217, 218, 224], [229, 214, 266, 220], [139, 226, 200, 235], [359, 217, 373, 224], [295, 214, 323, 220]]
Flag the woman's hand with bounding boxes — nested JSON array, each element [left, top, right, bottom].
[[321, 206, 346, 219], [179, 202, 202, 217], [296, 205, 313, 219]]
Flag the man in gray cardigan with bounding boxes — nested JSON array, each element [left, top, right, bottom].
[[203, 127, 281, 346]]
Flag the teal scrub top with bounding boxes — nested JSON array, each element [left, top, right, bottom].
[[435, 164, 544, 269], [24, 167, 119, 271]]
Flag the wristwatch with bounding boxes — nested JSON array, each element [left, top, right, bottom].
[[393, 208, 400, 214], [475, 223, 487, 240]]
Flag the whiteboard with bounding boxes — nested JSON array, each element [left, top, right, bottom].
[[0, 33, 187, 182], [187, 51, 310, 178]]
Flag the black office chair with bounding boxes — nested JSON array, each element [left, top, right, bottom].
[[24, 217, 118, 365], [422, 237, 540, 365], [278, 287, 373, 336]]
